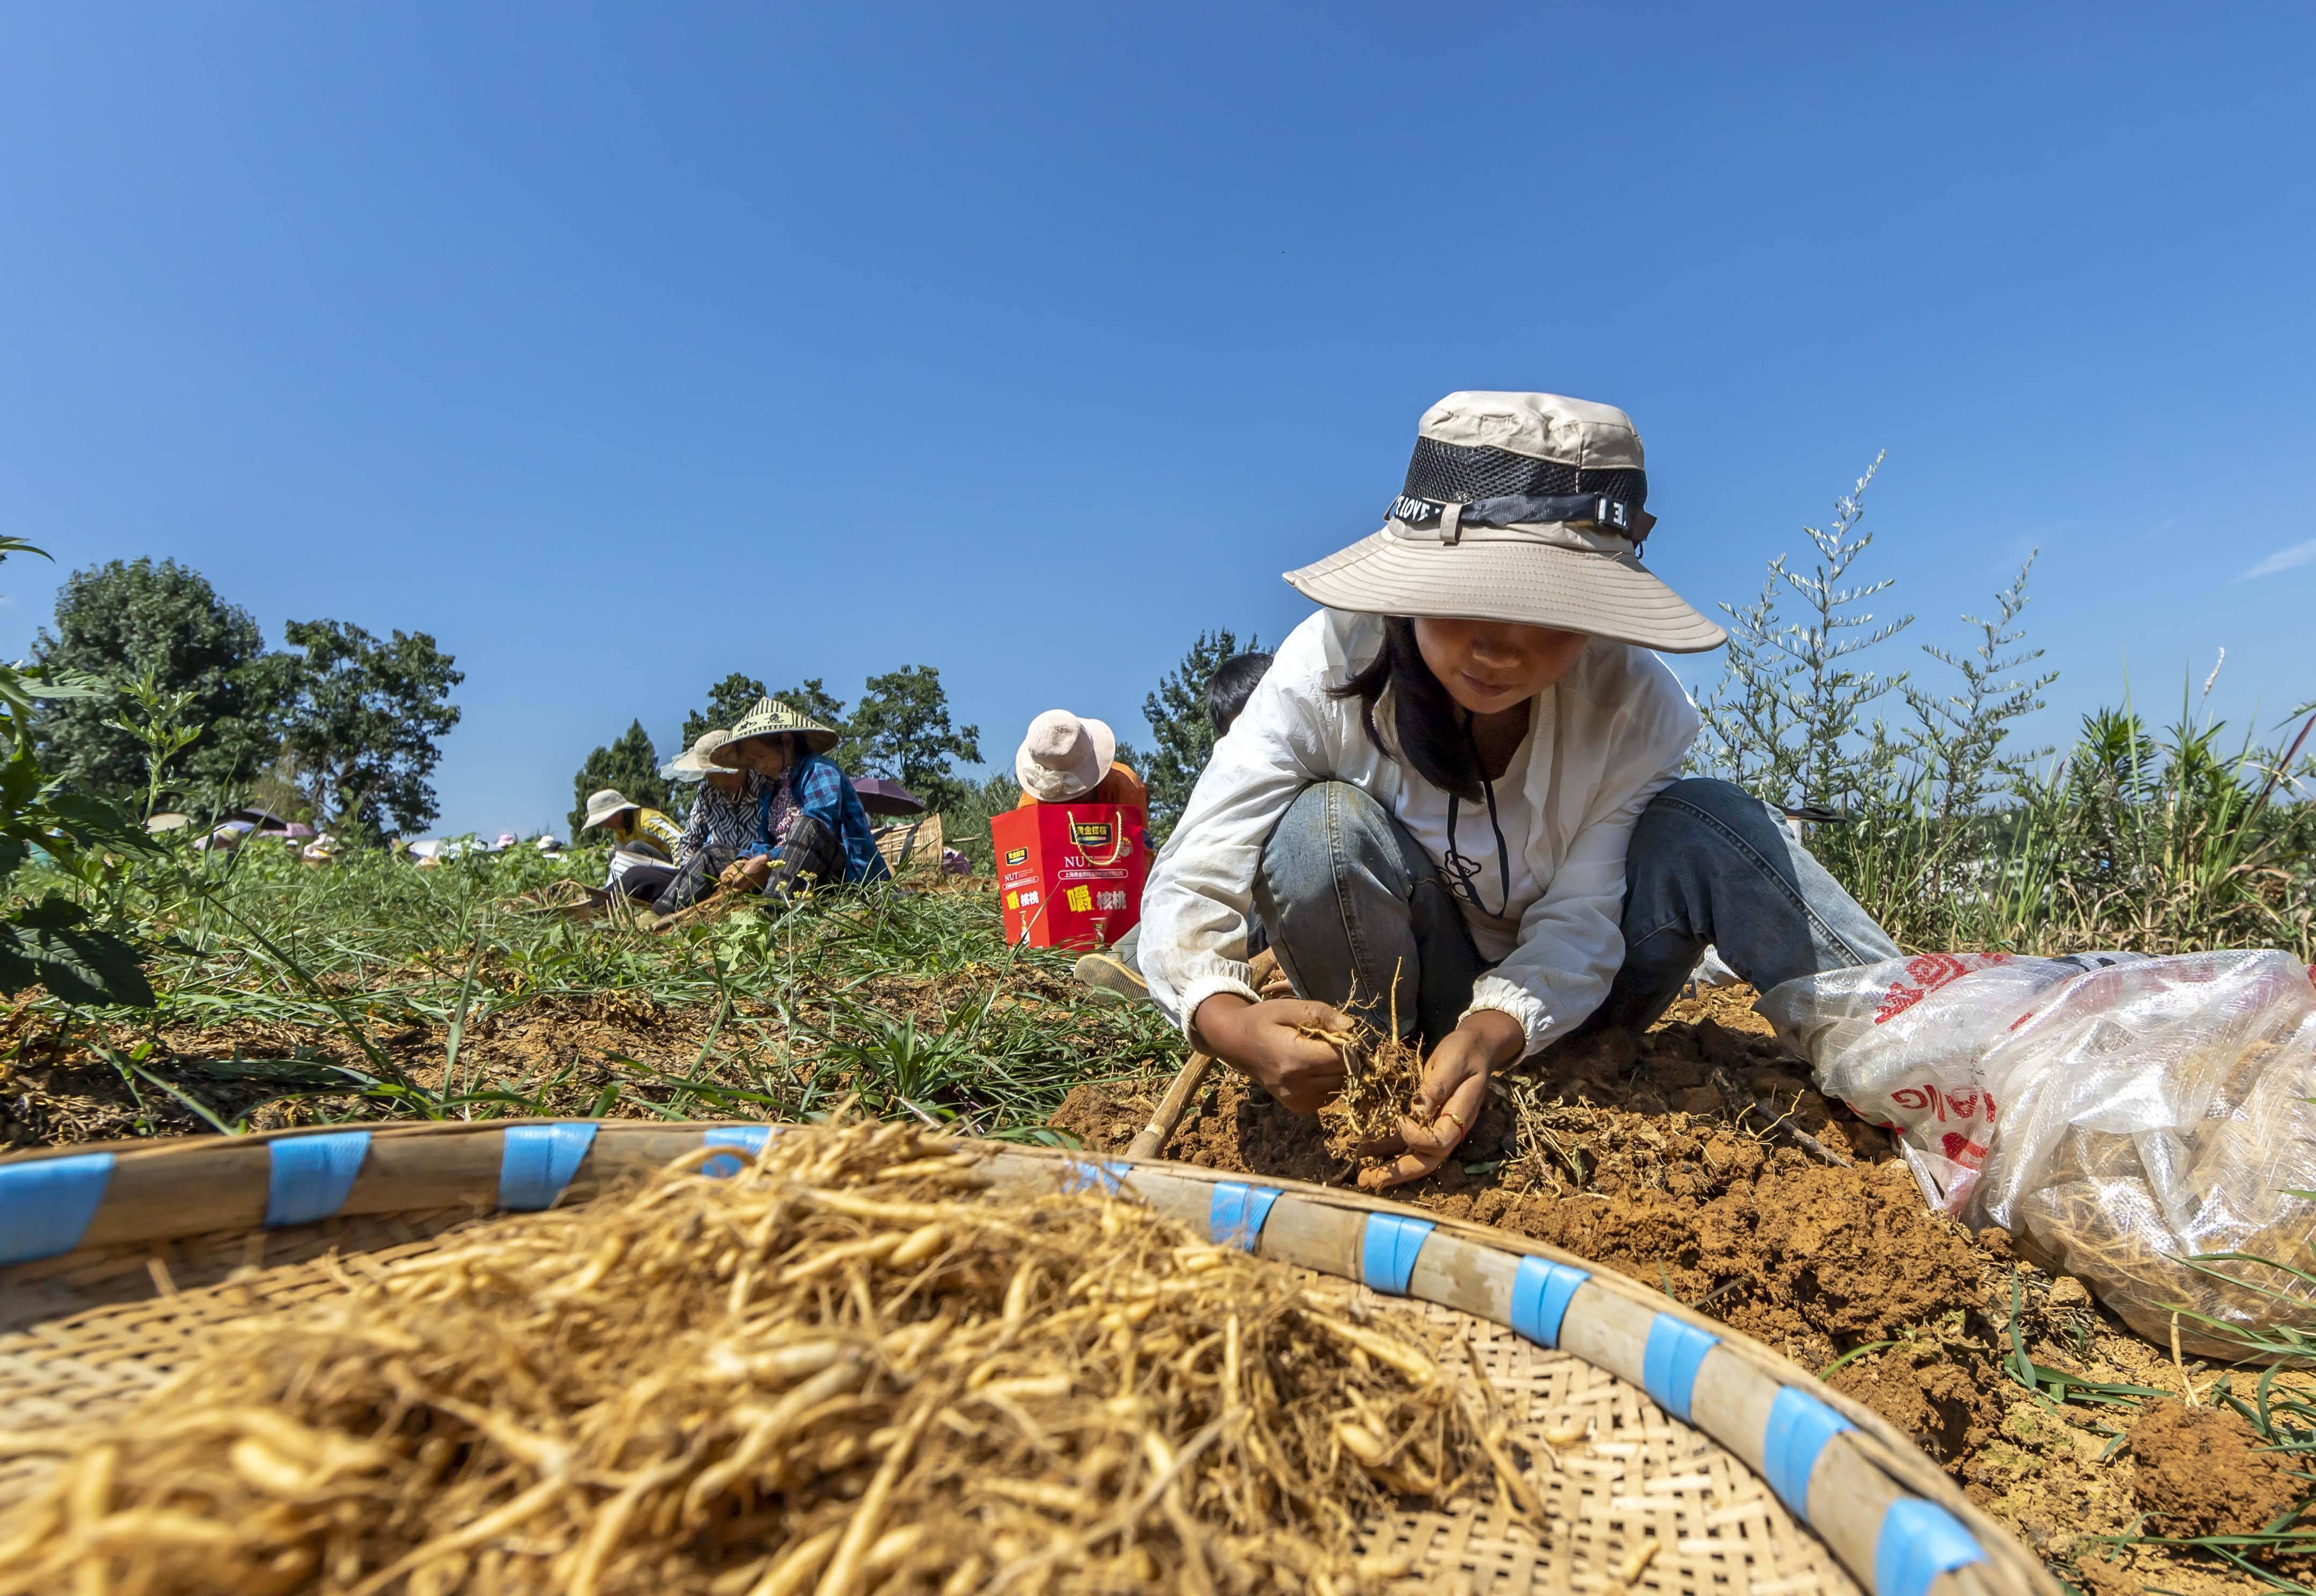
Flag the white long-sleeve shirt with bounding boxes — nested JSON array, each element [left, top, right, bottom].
[[1139, 609, 1699, 1057]]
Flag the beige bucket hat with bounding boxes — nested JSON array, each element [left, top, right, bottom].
[[661, 729, 729, 781], [1284, 391, 1725, 653], [1015, 710, 1116, 803], [711, 697, 842, 765], [580, 788, 640, 830]]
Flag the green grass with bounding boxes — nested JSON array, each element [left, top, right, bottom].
[[6, 840, 1181, 1145]]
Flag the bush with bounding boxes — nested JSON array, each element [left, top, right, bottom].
[[1690, 465, 2315, 958]]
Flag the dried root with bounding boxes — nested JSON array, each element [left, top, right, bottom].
[[0, 1120, 1536, 1594]]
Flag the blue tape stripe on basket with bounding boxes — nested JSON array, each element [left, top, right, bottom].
[[265, 1131, 372, 1227], [498, 1122, 599, 1212], [1206, 1182, 1281, 1251], [1360, 1213, 1435, 1296], [1875, 1497, 1987, 1596], [1642, 1314, 1720, 1423], [1509, 1256, 1589, 1349], [702, 1126, 773, 1178], [1763, 1386, 1854, 1522], [1062, 1159, 1132, 1196], [0, 1152, 115, 1265]]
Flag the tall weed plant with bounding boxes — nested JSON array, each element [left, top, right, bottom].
[[1690, 468, 2316, 959]]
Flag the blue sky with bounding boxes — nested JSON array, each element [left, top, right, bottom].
[[2, 4, 2311, 837]]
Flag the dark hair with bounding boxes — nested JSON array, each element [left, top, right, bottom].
[[741, 732, 810, 767], [1328, 617, 1484, 798], [1204, 651, 1274, 736]]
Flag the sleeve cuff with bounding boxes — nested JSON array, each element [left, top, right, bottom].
[[1173, 966, 1261, 1047], [1462, 975, 1554, 1058]]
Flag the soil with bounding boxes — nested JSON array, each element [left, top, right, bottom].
[[2128, 1403, 2301, 1538], [1050, 983, 2316, 1591]]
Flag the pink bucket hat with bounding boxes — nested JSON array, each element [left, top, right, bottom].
[[1015, 710, 1117, 803]]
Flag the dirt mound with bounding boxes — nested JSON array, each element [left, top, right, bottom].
[[2128, 1403, 2301, 1538], [1053, 988, 1980, 1365]]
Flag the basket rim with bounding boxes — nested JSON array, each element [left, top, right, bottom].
[[0, 1118, 2054, 1596]]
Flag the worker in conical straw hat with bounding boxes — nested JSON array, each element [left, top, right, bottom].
[[655, 697, 888, 917], [1137, 391, 1899, 1189]]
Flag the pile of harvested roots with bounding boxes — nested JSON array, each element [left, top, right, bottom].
[[0, 1122, 1540, 1594]]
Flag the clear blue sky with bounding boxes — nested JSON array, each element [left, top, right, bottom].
[[3, 5, 2311, 837]]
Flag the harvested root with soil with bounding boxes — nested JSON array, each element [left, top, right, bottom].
[[0, 1120, 1538, 1595], [1304, 1011, 1428, 1171]]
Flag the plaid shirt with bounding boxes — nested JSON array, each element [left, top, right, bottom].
[[791, 754, 891, 883], [675, 771, 771, 866]]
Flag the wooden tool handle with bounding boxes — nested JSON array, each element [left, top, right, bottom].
[[1125, 1051, 1215, 1160]]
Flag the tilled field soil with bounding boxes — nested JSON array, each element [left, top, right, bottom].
[[1053, 987, 2307, 1594]]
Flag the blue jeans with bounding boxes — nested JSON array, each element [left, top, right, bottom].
[[1254, 778, 1898, 1051]]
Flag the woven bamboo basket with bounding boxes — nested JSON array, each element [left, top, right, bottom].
[[875, 813, 945, 876], [0, 1121, 2055, 1596]]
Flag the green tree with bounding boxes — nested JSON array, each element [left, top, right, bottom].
[[847, 665, 980, 814], [680, 673, 770, 748], [569, 720, 671, 840], [32, 558, 276, 805], [267, 620, 463, 836], [1140, 628, 1259, 840], [771, 677, 854, 765]]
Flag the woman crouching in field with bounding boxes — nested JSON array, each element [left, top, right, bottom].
[[653, 697, 890, 917], [1137, 391, 1898, 1189]]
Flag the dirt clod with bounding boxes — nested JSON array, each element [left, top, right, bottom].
[[1829, 1342, 2000, 1465], [2127, 1403, 2300, 1538]]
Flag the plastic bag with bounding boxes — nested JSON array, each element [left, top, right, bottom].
[[1760, 949, 2316, 1358]]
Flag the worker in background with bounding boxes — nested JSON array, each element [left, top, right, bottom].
[[580, 786, 686, 901], [1013, 710, 1147, 810], [651, 727, 775, 916], [1072, 654, 1273, 1005], [696, 697, 889, 906]]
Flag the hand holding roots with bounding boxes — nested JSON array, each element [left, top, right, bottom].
[[0, 1120, 1542, 1595], [1301, 1013, 1433, 1172]]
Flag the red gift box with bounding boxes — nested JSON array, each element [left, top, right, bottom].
[[991, 804, 1148, 950]]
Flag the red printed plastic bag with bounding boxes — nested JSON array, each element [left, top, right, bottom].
[[990, 804, 1147, 950], [1761, 949, 2316, 1357]]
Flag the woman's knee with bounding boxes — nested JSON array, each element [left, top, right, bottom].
[[1626, 778, 1800, 902], [1636, 778, 1785, 849], [1258, 781, 1400, 909]]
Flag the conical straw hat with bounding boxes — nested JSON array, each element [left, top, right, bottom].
[[711, 698, 841, 761]]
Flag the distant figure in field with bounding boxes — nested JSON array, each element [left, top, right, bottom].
[[1013, 709, 1147, 810], [581, 786, 685, 901], [651, 698, 889, 920]]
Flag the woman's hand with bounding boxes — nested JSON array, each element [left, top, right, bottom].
[[718, 856, 773, 891], [1191, 993, 1354, 1115], [1358, 1009, 1526, 1192]]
